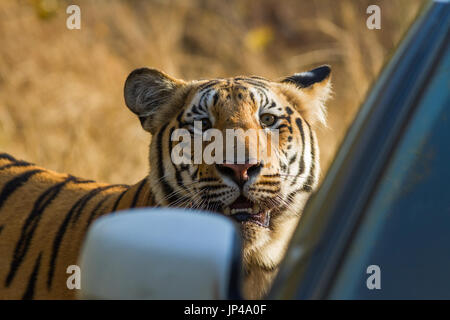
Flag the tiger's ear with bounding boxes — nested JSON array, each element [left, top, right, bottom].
[[281, 65, 332, 125], [124, 68, 185, 133]]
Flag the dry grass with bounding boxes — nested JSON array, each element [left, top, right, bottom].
[[0, 0, 424, 184]]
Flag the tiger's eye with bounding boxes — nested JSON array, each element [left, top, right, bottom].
[[260, 113, 276, 127]]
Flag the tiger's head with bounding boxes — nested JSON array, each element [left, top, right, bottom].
[[124, 66, 331, 297]]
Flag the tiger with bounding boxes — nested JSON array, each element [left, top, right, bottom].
[[0, 65, 331, 300]]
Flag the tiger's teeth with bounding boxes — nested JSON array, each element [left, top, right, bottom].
[[223, 207, 231, 215], [230, 208, 252, 215], [252, 203, 260, 214]]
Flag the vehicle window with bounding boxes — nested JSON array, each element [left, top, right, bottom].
[[328, 43, 450, 299]]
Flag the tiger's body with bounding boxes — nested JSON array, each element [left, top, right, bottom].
[[0, 66, 331, 299], [0, 153, 152, 299]]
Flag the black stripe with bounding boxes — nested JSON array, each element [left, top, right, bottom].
[[130, 179, 147, 208], [5, 175, 76, 287], [250, 76, 269, 81], [179, 164, 190, 172], [262, 173, 280, 178], [283, 133, 317, 207], [0, 161, 33, 171], [198, 80, 220, 91], [198, 177, 219, 183], [75, 178, 97, 184], [288, 154, 297, 165], [47, 184, 121, 289], [199, 88, 213, 111], [268, 101, 277, 109], [258, 89, 270, 109], [190, 167, 199, 180], [249, 188, 280, 194], [234, 78, 269, 90], [278, 124, 293, 134], [0, 225, 4, 235], [111, 188, 127, 211], [176, 109, 187, 126], [168, 126, 188, 192], [249, 92, 256, 105], [290, 118, 306, 186], [0, 153, 16, 161], [21, 253, 42, 300], [191, 104, 202, 116], [85, 194, 113, 231], [297, 118, 306, 175], [285, 107, 294, 115], [213, 92, 219, 106], [150, 194, 156, 206], [174, 166, 187, 192], [156, 123, 179, 205], [0, 169, 42, 211], [255, 181, 281, 186], [247, 80, 270, 91], [70, 184, 125, 225], [301, 122, 316, 192]]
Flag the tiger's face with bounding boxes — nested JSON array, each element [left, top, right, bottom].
[[124, 66, 331, 290]]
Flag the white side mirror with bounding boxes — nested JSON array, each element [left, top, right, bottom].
[[78, 208, 242, 299]]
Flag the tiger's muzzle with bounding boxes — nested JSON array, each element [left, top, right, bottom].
[[215, 161, 274, 228]]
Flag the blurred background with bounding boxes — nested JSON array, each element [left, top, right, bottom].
[[0, 0, 424, 184]]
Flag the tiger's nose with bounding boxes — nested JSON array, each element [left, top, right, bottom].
[[216, 162, 262, 187]]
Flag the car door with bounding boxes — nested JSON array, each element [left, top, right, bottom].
[[269, 0, 450, 299]]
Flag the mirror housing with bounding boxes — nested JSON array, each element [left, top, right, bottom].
[[78, 208, 242, 299]]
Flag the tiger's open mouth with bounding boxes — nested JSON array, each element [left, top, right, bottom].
[[221, 195, 270, 228]]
